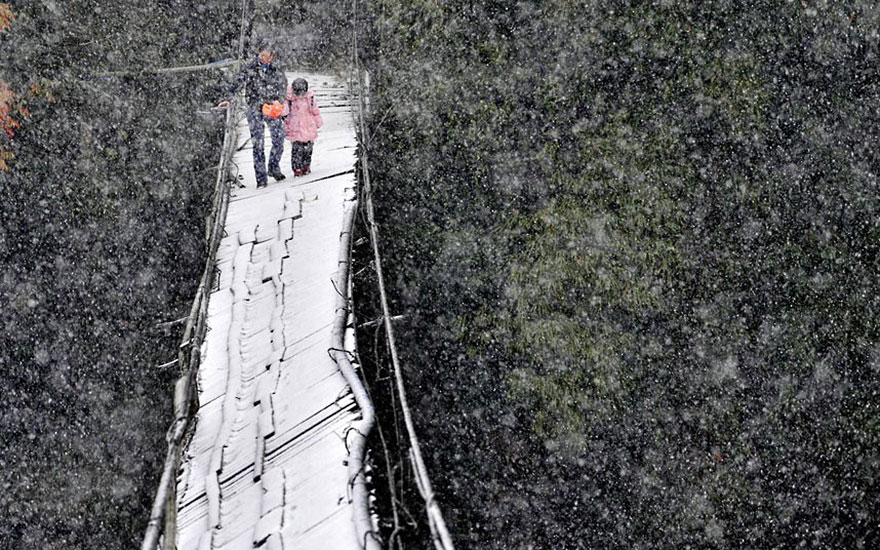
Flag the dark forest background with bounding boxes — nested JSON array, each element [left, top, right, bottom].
[[356, 1, 880, 549], [1, 1, 878, 549], [0, 1, 239, 547]]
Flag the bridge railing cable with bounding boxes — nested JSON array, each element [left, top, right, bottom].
[[349, 1, 456, 548], [140, 2, 252, 550], [330, 202, 383, 550]]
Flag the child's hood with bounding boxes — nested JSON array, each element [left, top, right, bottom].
[[286, 87, 315, 102]]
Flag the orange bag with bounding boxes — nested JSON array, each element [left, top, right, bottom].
[[262, 101, 284, 117]]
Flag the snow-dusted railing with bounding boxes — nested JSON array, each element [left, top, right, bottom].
[[141, 66, 247, 550], [349, 3, 456, 546], [141, 95, 240, 550], [142, 4, 253, 549], [330, 203, 383, 550]]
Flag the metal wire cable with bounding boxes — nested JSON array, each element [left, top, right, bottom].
[[140, 2, 252, 549], [349, 1, 455, 547], [329, 203, 383, 550]]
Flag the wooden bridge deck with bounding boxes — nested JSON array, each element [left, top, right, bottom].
[[173, 72, 364, 550]]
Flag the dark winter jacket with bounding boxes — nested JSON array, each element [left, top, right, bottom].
[[227, 57, 287, 110]]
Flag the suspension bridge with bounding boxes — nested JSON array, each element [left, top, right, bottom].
[[170, 71, 365, 550], [140, 62, 453, 549]]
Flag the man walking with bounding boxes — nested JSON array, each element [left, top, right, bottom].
[[217, 40, 287, 188]]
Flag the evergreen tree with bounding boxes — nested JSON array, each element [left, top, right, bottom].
[[0, 1, 240, 546], [359, 1, 880, 547]]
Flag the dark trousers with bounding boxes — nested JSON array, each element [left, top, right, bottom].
[[245, 107, 285, 183], [290, 141, 314, 171]]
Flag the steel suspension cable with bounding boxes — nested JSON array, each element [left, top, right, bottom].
[[140, 1, 252, 549], [350, 1, 455, 547]]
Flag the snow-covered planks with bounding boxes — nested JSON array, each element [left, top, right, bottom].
[[174, 73, 363, 550]]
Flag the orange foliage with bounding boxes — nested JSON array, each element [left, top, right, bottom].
[[1, 81, 29, 172], [1, 82, 22, 137], [0, 3, 13, 32], [0, 3, 15, 170], [0, 6, 51, 172]]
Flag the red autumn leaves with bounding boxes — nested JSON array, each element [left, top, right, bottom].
[[1, 3, 24, 171]]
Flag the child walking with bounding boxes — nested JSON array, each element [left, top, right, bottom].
[[283, 78, 323, 176]]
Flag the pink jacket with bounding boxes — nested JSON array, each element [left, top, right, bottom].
[[283, 87, 323, 142]]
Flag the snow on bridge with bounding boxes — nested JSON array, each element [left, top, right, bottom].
[[172, 72, 367, 550]]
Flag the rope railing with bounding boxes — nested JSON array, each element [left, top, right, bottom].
[[141, 3, 252, 549], [349, 1, 456, 547], [330, 202, 383, 550], [141, 92, 241, 550], [88, 58, 240, 79]]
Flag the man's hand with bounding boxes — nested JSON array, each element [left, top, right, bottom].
[[216, 100, 231, 108]]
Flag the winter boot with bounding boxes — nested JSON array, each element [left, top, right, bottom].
[[269, 170, 286, 181], [294, 168, 303, 177], [302, 165, 311, 175]]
